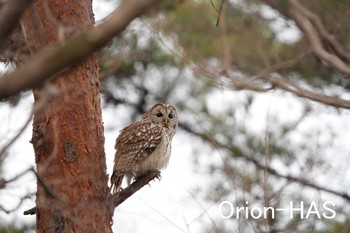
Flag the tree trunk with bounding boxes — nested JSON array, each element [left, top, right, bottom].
[[20, 1, 111, 232]]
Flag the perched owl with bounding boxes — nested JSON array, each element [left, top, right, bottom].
[[110, 103, 178, 193]]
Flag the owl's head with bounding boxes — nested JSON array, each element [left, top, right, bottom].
[[142, 103, 178, 131]]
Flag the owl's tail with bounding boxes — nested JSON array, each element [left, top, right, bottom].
[[110, 171, 123, 194]]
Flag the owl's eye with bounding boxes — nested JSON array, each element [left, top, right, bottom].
[[168, 113, 174, 119], [156, 112, 163, 117]]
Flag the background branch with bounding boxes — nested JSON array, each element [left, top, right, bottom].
[[179, 122, 350, 202], [267, 75, 350, 109], [288, 0, 350, 76], [0, 84, 58, 158]]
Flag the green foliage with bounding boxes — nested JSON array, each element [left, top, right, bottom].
[[0, 224, 34, 233], [162, 0, 350, 88]]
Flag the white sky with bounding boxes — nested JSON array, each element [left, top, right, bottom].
[[0, 1, 350, 232]]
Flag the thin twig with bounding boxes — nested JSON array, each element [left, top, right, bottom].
[[263, 105, 270, 232], [0, 84, 58, 158], [248, 155, 350, 201], [0, 167, 32, 189], [1, 193, 35, 214], [0, 111, 33, 158], [210, 0, 219, 12], [180, 122, 350, 202], [31, 167, 59, 199], [251, 50, 310, 80], [215, 0, 225, 27]]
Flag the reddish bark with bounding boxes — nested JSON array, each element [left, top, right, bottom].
[[19, 0, 111, 232]]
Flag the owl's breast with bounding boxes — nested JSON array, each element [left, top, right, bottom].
[[134, 130, 172, 175]]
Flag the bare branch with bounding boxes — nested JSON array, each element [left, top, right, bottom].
[[0, 0, 34, 41], [288, 0, 350, 76], [0, 167, 32, 189], [289, 0, 350, 62], [31, 167, 59, 199], [214, 0, 225, 27], [146, 23, 350, 109], [267, 75, 350, 109], [197, 61, 350, 109], [179, 122, 350, 202], [23, 206, 36, 215], [0, 84, 58, 158], [24, 171, 160, 216], [0, 0, 161, 99], [252, 50, 310, 80], [109, 171, 160, 210], [1, 166, 60, 215], [1, 192, 35, 214], [248, 155, 350, 201]]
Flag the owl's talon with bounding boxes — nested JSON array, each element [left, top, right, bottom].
[[153, 171, 162, 180]]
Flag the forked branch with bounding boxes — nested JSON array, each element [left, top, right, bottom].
[[288, 0, 350, 76]]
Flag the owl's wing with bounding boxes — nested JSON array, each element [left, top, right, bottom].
[[115, 121, 163, 167]]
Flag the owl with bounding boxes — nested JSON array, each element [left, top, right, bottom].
[[110, 103, 178, 193]]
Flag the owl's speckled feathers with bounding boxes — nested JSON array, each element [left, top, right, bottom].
[[110, 103, 178, 193]]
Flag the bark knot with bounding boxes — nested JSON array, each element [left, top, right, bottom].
[[63, 142, 78, 163], [53, 209, 66, 233]]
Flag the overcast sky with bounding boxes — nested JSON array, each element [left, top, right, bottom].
[[1, 1, 350, 232]]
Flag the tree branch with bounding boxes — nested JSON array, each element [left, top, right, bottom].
[[147, 22, 350, 109], [288, 0, 350, 76], [179, 122, 350, 202], [267, 75, 350, 109], [248, 155, 350, 201], [108, 171, 160, 211], [23, 206, 36, 215], [0, 0, 161, 99], [194, 59, 350, 109], [0, 84, 58, 158], [0, 0, 34, 41], [24, 171, 161, 216]]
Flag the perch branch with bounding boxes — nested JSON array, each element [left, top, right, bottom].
[[24, 171, 160, 216], [109, 171, 160, 209]]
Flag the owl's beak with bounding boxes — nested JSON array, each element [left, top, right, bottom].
[[164, 117, 168, 127]]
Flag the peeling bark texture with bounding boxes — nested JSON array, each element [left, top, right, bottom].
[[20, 1, 111, 232]]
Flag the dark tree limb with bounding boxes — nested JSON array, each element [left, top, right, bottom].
[[23, 206, 36, 215], [0, 0, 34, 41], [0, 0, 161, 99]]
